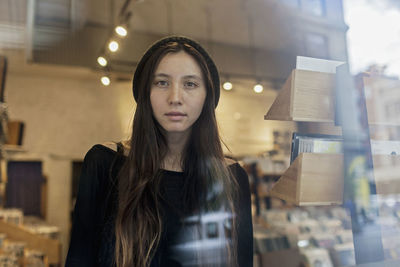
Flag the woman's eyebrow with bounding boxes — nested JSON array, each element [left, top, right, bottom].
[[154, 73, 170, 78], [154, 73, 202, 80], [183, 75, 202, 80]]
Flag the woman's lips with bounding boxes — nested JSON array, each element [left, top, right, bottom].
[[165, 112, 187, 121]]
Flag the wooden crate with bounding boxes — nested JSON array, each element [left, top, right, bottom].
[[264, 69, 336, 122], [269, 153, 344, 206]]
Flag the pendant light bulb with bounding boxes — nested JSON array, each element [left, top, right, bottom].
[[97, 56, 107, 67], [115, 26, 127, 37], [101, 76, 110, 86], [223, 82, 233, 91], [253, 83, 263, 93], [108, 41, 119, 52]]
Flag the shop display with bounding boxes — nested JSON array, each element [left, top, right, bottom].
[[301, 248, 334, 267], [253, 228, 291, 253], [0, 211, 61, 266], [2, 240, 25, 259], [0, 209, 23, 226], [329, 243, 356, 267], [0, 254, 18, 267], [290, 133, 342, 163], [23, 225, 59, 240], [253, 206, 355, 266], [24, 249, 46, 267]]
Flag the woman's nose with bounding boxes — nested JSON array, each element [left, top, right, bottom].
[[168, 84, 182, 105]]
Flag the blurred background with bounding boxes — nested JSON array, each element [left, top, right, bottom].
[[0, 0, 399, 266]]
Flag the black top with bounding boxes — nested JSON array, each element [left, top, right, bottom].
[[65, 144, 253, 267]]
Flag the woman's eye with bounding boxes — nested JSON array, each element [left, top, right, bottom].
[[185, 81, 198, 88], [155, 80, 169, 87]]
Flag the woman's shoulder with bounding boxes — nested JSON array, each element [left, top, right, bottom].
[[225, 158, 249, 184], [82, 143, 121, 168], [225, 157, 237, 166]]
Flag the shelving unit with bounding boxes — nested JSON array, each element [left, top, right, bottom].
[[264, 69, 336, 122], [0, 220, 60, 265], [264, 65, 344, 205], [269, 153, 343, 206], [264, 59, 400, 264]]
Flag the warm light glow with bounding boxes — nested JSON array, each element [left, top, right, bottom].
[[108, 41, 119, 52], [97, 56, 107, 67], [223, 82, 233, 90], [115, 26, 127, 37], [298, 240, 309, 248], [233, 112, 241, 120], [101, 76, 110, 86], [253, 84, 263, 93]]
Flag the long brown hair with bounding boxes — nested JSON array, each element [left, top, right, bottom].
[[114, 40, 239, 267]]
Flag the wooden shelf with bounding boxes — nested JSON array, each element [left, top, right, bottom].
[[268, 153, 400, 205], [269, 153, 344, 206], [1, 144, 26, 152], [264, 69, 336, 122], [373, 154, 400, 195], [0, 220, 61, 265]]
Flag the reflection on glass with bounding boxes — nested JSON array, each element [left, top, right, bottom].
[[169, 211, 233, 266], [301, 0, 325, 16]]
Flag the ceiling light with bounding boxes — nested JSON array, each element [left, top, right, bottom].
[[101, 76, 110, 86], [97, 56, 107, 67], [108, 41, 119, 52], [253, 83, 263, 93], [115, 26, 127, 37], [223, 82, 233, 91]]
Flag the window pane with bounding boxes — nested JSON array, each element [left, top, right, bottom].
[[305, 32, 329, 59], [301, 0, 325, 16], [281, 0, 300, 8]]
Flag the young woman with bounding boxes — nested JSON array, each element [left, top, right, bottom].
[[65, 36, 253, 267]]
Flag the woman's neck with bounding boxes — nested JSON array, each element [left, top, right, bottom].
[[162, 130, 190, 172]]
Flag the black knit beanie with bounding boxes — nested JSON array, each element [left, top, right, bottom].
[[132, 36, 220, 107]]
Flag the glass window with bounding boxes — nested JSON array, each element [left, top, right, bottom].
[[301, 0, 325, 16], [281, 0, 300, 8], [304, 32, 329, 59]]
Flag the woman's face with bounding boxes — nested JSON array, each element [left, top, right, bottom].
[[150, 51, 207, 135]]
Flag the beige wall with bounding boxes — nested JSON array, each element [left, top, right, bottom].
[[3, 49, 295, 264]]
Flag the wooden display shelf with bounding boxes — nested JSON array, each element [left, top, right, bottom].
[[1, 144, 26, 153], [269, 153, 400, 205], [264, 69, 336, 122], [269, 153, 344, 206], [373, 154, 400, 195], [264, 69, 400, 126], [0, 220, 61, 265]]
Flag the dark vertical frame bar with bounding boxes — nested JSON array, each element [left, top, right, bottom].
[[335, 64, 384, 264]]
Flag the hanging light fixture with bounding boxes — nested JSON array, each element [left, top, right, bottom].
[[97, 56, 107, 67], [253, 83, 263, 93], [115, 26, 128, 37], [101, 76, 111, 86], [223, 81, 233, 91], [108, 41, 119, 52]]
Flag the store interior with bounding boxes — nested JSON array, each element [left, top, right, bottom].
[[1, 0, 400, 266]]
